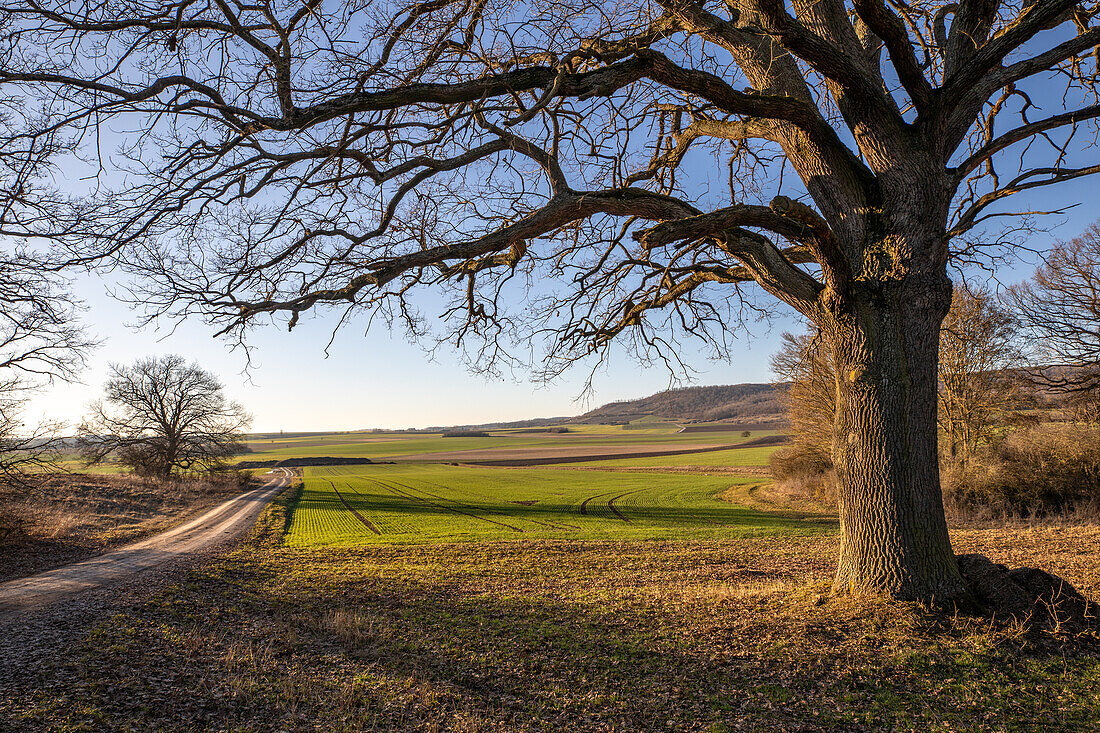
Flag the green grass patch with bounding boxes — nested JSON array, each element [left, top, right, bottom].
[[237, 427, 778, 463], [285, 464, 819, 546]]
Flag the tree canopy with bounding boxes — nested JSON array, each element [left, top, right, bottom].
[[0, 1, 1093, 363]]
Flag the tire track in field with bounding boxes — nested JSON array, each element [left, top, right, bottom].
[[404, 477, 580, 531], [607, 490, 643, 523], [375, 479, 524, 532], [329, 482, 382, 535], [579, 490, 619, 515]]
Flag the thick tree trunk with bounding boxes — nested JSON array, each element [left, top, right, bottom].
[[824, 268, 968, 603]]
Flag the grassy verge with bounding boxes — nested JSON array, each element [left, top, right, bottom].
[[5, 492, 1097, 732]]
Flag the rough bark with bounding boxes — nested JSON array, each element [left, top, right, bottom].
[[825, 240, 966, 602]]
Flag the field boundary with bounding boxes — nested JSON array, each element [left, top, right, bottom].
[[460, 437, 788, 467]]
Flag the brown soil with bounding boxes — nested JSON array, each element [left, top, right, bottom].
[[677, 421, 787, 433], [236, 456, 377, 469], [392, 442, 728, 463], [454, 443, 766, 467], [8, 524, 1094, 732]]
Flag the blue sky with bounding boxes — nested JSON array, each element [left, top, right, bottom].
[[23, 268, 797, 433], [23, 217, 1079, 435]]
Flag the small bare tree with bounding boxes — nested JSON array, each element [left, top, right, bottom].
[[4, 0, 1100, 602], [938, 286, 1023, 460], [1009, 221, 1100, 414], [78, 355, 251, 479], [771, 331, 835, 460]]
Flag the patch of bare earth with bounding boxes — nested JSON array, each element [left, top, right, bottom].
[[0, 472, 248, 583], [2, 489, 1096, 732]]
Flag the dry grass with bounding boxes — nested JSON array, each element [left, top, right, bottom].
[[4, 488, 1097, 732], [0, 472, 250, 582]]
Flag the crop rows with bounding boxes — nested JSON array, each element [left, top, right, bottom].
[[285, 465, 811, 546]]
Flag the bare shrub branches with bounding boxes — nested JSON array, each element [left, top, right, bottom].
[[1009, 220, 1100, 396]]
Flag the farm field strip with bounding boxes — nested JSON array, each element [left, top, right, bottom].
[[286, 465, 820, 546], [395, 474, 582, 531], [238, 427, 780, 464], [572, 444, 782, 468]]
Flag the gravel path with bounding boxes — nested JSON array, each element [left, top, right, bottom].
[[0, 469, 290, 617], [0, 469, 291, 714]]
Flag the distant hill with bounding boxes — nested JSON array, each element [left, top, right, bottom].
[[572, 383, 785, 425], [419, 382, 787, 432]]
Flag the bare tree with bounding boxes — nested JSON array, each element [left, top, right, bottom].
[[78, 355, 251, 479], [939, 286, 1023, 460], [0, 223, 95, 484], [0, 61, 100, 482], [3, 1, 1100, 601], [0, 263, 93, 484], [771, 331, 835, 460], [1009, 221, 1100, 409]]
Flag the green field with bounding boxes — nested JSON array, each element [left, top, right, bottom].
[[239, 425, 777, 463], [286, 464, 814, 546], [62, 421, 786, 479]]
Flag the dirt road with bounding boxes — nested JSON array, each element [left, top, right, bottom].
[[0, 469, 291, 616]]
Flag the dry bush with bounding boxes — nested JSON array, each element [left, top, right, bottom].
[[769, 445, 836, 504], [944, 423, 1100, 521]]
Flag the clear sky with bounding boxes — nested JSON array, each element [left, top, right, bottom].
[[22, 215, 1082, 435], [22, 268, 802, 433]]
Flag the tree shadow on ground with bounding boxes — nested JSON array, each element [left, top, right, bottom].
[[5, 536, 1098, 732]]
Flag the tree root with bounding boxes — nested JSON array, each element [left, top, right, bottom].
[[956, 554, 1097, 628]]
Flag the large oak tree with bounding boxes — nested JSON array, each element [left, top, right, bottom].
[[2, 0, 1099, 602]]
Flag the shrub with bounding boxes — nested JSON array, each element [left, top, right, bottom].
[[769, 445, 836, 503], [944, 422, 1100, 516]]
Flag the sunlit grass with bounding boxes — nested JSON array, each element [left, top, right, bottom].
[[286, 464, 821, 546]]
